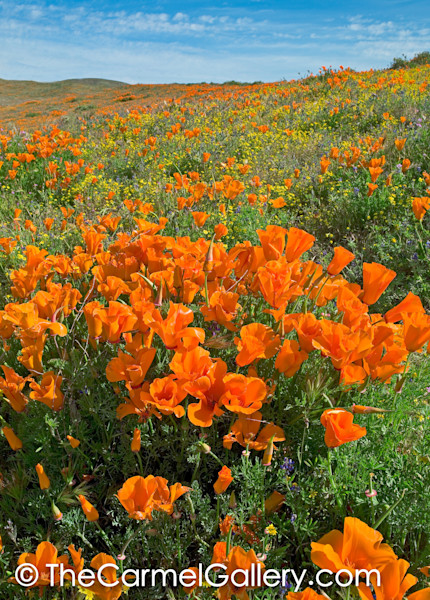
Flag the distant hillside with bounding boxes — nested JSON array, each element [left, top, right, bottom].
[[0, 78, 126, 107], [0, 77, 260, 131]]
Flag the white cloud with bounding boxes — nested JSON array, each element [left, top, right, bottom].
[[0, 2, 428, 83]]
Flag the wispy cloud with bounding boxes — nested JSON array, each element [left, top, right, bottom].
[[0, 1, 428, 83]]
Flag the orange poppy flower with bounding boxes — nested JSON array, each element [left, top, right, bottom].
[[402, 158, 411, 173], [213, 466, 233, 494], [357, 558, 419, 600], [29, 371, 64, 411], [18, 334, 46, 373], [0, 366, 30, 412], [152, 476, 191, 515], [275, 339, 308, 377], [311, 517, 397, 577], [320, 408, 366, 447], [98, 276, 131, 302], [214, 223, 228, 239], [131, 428, 141, 452], [35, 463, 50, 489], [116, 475, 159, 520], [320, 156, 331, 174], [78, 495, 99, 522], [384, 292, 425, 323], [361, 262, 396, 305], [285, 228, 315, 262], [192, 211, 209, 227], [181, 357, 227, 427], [327, 246, 355, 276], [116, 382, 158, 422], [106, 346, 156, 389], [412, 196, 430, 221], [211, 544, 265, 600], [9, 541, 70, 589], [84, 553, 124, 600], [94, 301, 137, 343], [117, 475, 190, 520], [287, 589, 328, 600], [0, 237, 18, 254], [403, 313, 430, 352], [235, 323, 280, 366], [201, 290, 241, 332], [291, 312, 322, 353], [223, 411, 285, 451], [312, 321, 372, 370], [145, 375, 187, 417], [2, 426, 23, 450], [149, 302, 198, 349], [82, 229, 106, 256], [257, 225, 287, 260], [395, 138, 406, 151], [367, 182, 378, 196], [265, 490, 285, 514], [221, 374, 267, 414], [66, 435, 80, 448], [408, 589, 430, 600]]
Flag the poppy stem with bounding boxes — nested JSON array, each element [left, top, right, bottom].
[[214, 496, 221, 533], [326, 449, 343, 512], [226, 524, 234, 555], [207, 450, 225, 468], [119, 522, 146, 565], [368, 473, 376, 528], [94, 521, 116, 556], [136, 451, 144, 476], [204, 273, 210, 307], [374, 488, 407, 530], [187, 495, 210, 548], [191, 453, 201, 484]]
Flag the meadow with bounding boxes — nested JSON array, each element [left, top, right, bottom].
[[0, 55, 430, 599]]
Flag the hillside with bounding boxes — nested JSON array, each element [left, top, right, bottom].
[[0, 77, 258, 131]]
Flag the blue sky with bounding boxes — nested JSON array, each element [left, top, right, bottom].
[[0, 0, 429, 83]]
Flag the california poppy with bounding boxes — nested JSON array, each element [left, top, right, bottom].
[[235, 323, 280, 366], [78, 495, 99, 522], [9, 541, 70, 589], [327, 246, 355, 276], [221, 374, 267, 414], [311, 517, 397, 576], [35, 463, 50, 489], [285, 228, 315, 262], [361, 263, 396, 305], [2, 426, 23, 450], [213, 466, 233, 494], [320, 408, 366, 447]]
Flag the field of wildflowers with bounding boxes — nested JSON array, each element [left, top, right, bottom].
[[0, 58, 430, 599]]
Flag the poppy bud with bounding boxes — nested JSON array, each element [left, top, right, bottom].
[[229, 491, 237, 509], [35, 464, 50, 490], [352, 405, 387, 414], [52, 502, 63, 521], [262, 436, 275, 466], [154, 280, 163, 307], [203, 235, 215, 272], [131, 428, 141, 453], [2, 426, 23, 451], [66, 435, 80, 448], [198, 442, 211, 454], [214, 466, 233, 495], [78, 494, 99, 522]]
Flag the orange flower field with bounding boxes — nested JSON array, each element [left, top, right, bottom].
[[0, 57, 430, 599]]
